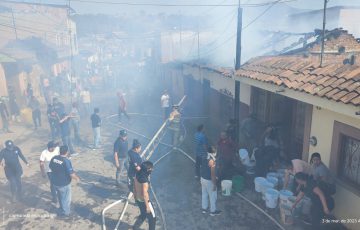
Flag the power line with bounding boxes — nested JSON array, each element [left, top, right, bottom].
[[69, 0, 296, 7], [199, 10, 237, 51], [191, 0, 284, 58], [0, 14, 57, 27]]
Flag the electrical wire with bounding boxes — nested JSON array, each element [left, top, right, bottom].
[[190, 0, 285, 59], [0, 14, 58, 27], [199, 10, 237, 51], [68, 0, 296, 7]]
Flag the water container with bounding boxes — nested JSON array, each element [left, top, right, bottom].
[[267, 176, 279, 188], [280, 204, 294, 225], [239, 149, 250, 166], [261, 181, 275, 200], [265, 189, 279, 209], [232, 175, 244, 193], [279, 190, 294, 205], [254, 177, 267, 192], [267, 172, 279, 180], [221, 180, 232, 196]]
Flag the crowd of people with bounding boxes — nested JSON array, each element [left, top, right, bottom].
[[191, 112, 337, 229], [0, 83, 338, 229]]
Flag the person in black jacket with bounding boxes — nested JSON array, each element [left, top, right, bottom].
[[0, 140, 29, 202]]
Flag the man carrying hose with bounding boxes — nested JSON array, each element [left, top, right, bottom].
[[133, 161, 156, 230]]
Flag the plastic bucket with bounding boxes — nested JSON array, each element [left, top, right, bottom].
[[267, 172, 279, 179], [280, 204, 294, 225], [261, 182, 274, 200], [232, 175, 244, 193], [254, 177, 267, 192], [279, 190, 294, 205], [265, 189, 279, 209], [221, 180, 232, 196], [239, 149, 250, 166], [267, 176, 279, 188]]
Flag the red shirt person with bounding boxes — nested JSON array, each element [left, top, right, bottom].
[[117, 91, 130, 122], [217, 131, 236, 180]]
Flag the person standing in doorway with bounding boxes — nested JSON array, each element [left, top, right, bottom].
[[0, 97, 11, 133], [201, 146, 221, 216], [133, 161, 156, 230], [59, 113, 77, 156], [194, 124, 208, 179], [127, 139, 143, 192], [0, 140, 29, 202], [49, 145, 80, 218], [114, 130, 128, 186], [91, 108, 101, 149], [160, 90, 170, 120], [29, 96, 41, 130], [117, 91, 130, 122], [40, 141, 59, 203]]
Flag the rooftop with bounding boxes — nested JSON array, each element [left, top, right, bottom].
[[235, 29, 360, 106]]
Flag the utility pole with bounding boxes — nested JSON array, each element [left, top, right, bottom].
[[11, 8, 18, 40], [235, 0, 242, 70], [197, 22, 200, 62], [234, 0, 242, 144], [68, 0, 74, 104], [320, 0, 329, 67], [179, 12, 183, 58]]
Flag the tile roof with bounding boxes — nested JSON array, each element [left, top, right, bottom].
[[235, 30, 360, 106]]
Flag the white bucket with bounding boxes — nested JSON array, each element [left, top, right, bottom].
[[261, 182, 275, 200], [280, 204, 294, 225], [239, 149, 250, 166], [265, 189, 279, 209], [254, 177, 267, 192], [267, 176, 279, 188], [279, 190, 294, 205], [221, 180, 232, 196], [267, 172, 279, 179]]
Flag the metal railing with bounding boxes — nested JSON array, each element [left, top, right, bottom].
[[101, 197, 126, 230]]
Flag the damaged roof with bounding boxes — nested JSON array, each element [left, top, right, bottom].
[[236, 29, 360, 106]]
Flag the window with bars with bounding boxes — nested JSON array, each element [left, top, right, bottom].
[[340, 135, 360, 187]]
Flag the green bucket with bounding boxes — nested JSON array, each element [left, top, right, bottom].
[[232, 175, 244, 192]]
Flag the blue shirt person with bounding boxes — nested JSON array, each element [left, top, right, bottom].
[[194, 124, 208, 178], [49, 145, 80, 217]]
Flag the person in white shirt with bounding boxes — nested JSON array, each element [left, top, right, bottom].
[[160, 90, 170, 120], [80, 88, 91, 115], [40, 141, 60, 203]]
